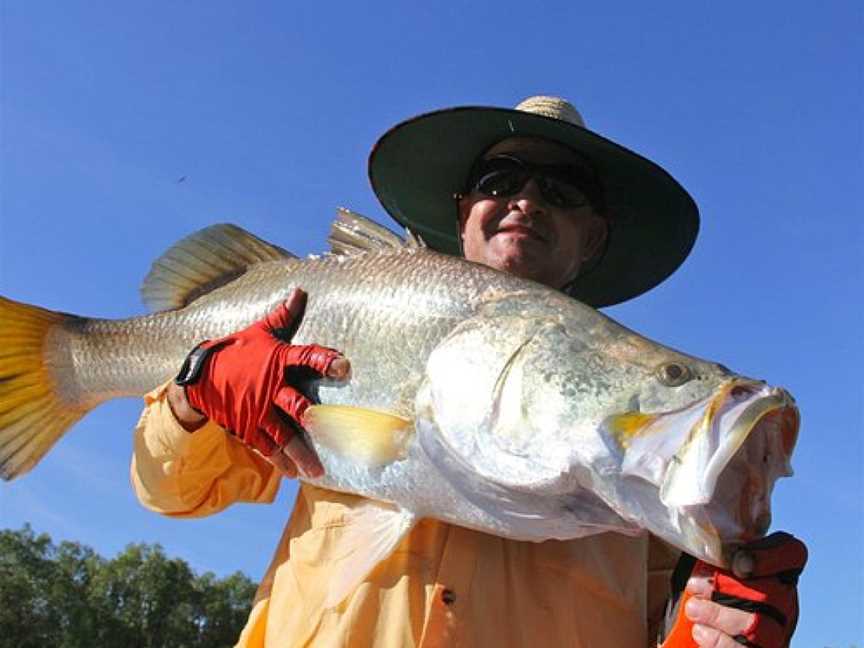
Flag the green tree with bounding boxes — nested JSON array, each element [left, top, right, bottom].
[[0, 526, 257, 648]]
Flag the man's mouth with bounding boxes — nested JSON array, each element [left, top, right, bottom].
[[496, 224, 545, 242]]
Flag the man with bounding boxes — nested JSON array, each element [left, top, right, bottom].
[[132, 97, 804, 647]]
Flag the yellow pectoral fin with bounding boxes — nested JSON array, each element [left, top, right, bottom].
[[303, 405, 413, 467]]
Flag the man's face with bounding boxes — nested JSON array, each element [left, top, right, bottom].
[[458, 137, 607, 290]]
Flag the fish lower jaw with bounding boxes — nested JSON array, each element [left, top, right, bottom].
[[677, 501, 774, 566], [661, 385, 798, 505]]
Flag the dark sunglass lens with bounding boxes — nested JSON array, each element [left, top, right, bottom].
[[539, 175, 589, 208], [467, 156, 593, 208], [476, 169, 525, 197]]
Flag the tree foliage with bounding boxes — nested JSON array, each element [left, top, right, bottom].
[[0, 525, 257, 648]]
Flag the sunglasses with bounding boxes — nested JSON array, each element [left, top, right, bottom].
[[464, 154, 596, 209]]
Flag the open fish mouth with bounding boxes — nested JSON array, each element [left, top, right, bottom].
[[607, 380, 798, 564], [611, 380, 798, 502], [660, 381, 798, 508], [702, 391, 798, 544], [662, 381, 799, 563]]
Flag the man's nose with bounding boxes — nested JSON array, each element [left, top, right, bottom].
[[508, 177, 547, 214]]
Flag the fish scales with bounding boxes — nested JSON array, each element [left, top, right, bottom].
[[0, 216, 799, 603], [48, 250, 491, 405]]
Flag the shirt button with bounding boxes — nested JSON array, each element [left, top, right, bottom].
[[441, 588, 457, 605]]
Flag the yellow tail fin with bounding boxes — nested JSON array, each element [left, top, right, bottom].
[[0, 296, 87, 480]]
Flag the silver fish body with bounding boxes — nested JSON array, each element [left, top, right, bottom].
[[0, 217, 798, 593]]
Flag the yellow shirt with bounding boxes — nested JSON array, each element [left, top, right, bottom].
[[131, 384, 678, 647]]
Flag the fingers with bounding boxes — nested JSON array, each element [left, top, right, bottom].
[[685, 598, 754, 640], [739, 532, 808, 577], [690, 622, 750, 647], [273, 384, 313, 424], [250, 414, 282, 456], [281, 434, 324, 478], [271, 385, 325, 478], [685, 569, 715, 597], [258, 424, 322, 479], [327, 357, 351, 379], [251, 289, 352, 379], [282, 343, 348, 377], [257, 407, 322, 478], [686, 568, 790, 648], [266, 449, 299, 479], [732, 550, 756, 579], [688, 596, 784, 647]]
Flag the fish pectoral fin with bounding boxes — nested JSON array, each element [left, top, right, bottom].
[[140, 224, 295, 311], [325, 501, 416, 609], [303, 405, 413, 467]]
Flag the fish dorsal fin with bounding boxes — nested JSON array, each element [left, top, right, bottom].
[[328, 207, 425, 255], [323, 500, 416, 608], [404, 227, 427, 249], [141, 223, 294, 311]]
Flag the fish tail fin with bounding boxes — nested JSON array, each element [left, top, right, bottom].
[[0, 296, 90, 481]]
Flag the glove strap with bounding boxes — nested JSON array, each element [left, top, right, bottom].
[[711, 592, 788, 627], [174, 342, 218, 386]]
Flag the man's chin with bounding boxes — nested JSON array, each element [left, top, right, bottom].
[[491, 232, 547, 256], [489, 252, 547, 282]]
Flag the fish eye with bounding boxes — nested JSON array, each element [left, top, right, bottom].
[[656, 362, 692, 387]]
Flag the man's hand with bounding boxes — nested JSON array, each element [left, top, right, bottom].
[[173, 288, 350, 478], [661, 532, 807, 647]]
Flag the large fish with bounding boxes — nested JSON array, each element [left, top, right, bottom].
[[0, 210, 798, 604]]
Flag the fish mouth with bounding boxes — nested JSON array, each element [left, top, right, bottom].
[[663, 381, 799, 563], [663, 381, 798, 505], [608, 379, 799, 565]]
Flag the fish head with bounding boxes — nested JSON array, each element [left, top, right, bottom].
[[591, 323, 800, 564], [419, 292, 706, 490], [419, 291, 798, 562]]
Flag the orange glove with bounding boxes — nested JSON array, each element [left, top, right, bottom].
[[660, 532, 807, 648], [182, 294, 343, 468]]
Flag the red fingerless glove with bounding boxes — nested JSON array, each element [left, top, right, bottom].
[[709, 533, 806, 647], [661, 532, 807, 648], [184, 301, 342, 457]]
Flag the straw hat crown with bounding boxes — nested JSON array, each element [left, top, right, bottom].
[[515, 96, 586, 127]]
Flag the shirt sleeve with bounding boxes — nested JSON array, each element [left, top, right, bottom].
[[130, 381, 281, 518]]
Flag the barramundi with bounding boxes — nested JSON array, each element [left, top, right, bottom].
[[0, 210, 798, 604]]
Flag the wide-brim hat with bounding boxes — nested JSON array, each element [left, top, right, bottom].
[[368, 96, 699, 307]]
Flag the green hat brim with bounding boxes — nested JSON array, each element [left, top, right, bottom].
[[368, 106, 699, 307]]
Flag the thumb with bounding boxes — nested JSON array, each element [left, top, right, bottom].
[[736, 532, 808, 579], [257, 288, 307, 336]]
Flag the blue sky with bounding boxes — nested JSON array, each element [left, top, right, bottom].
[[1, 2, 861, 645]]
